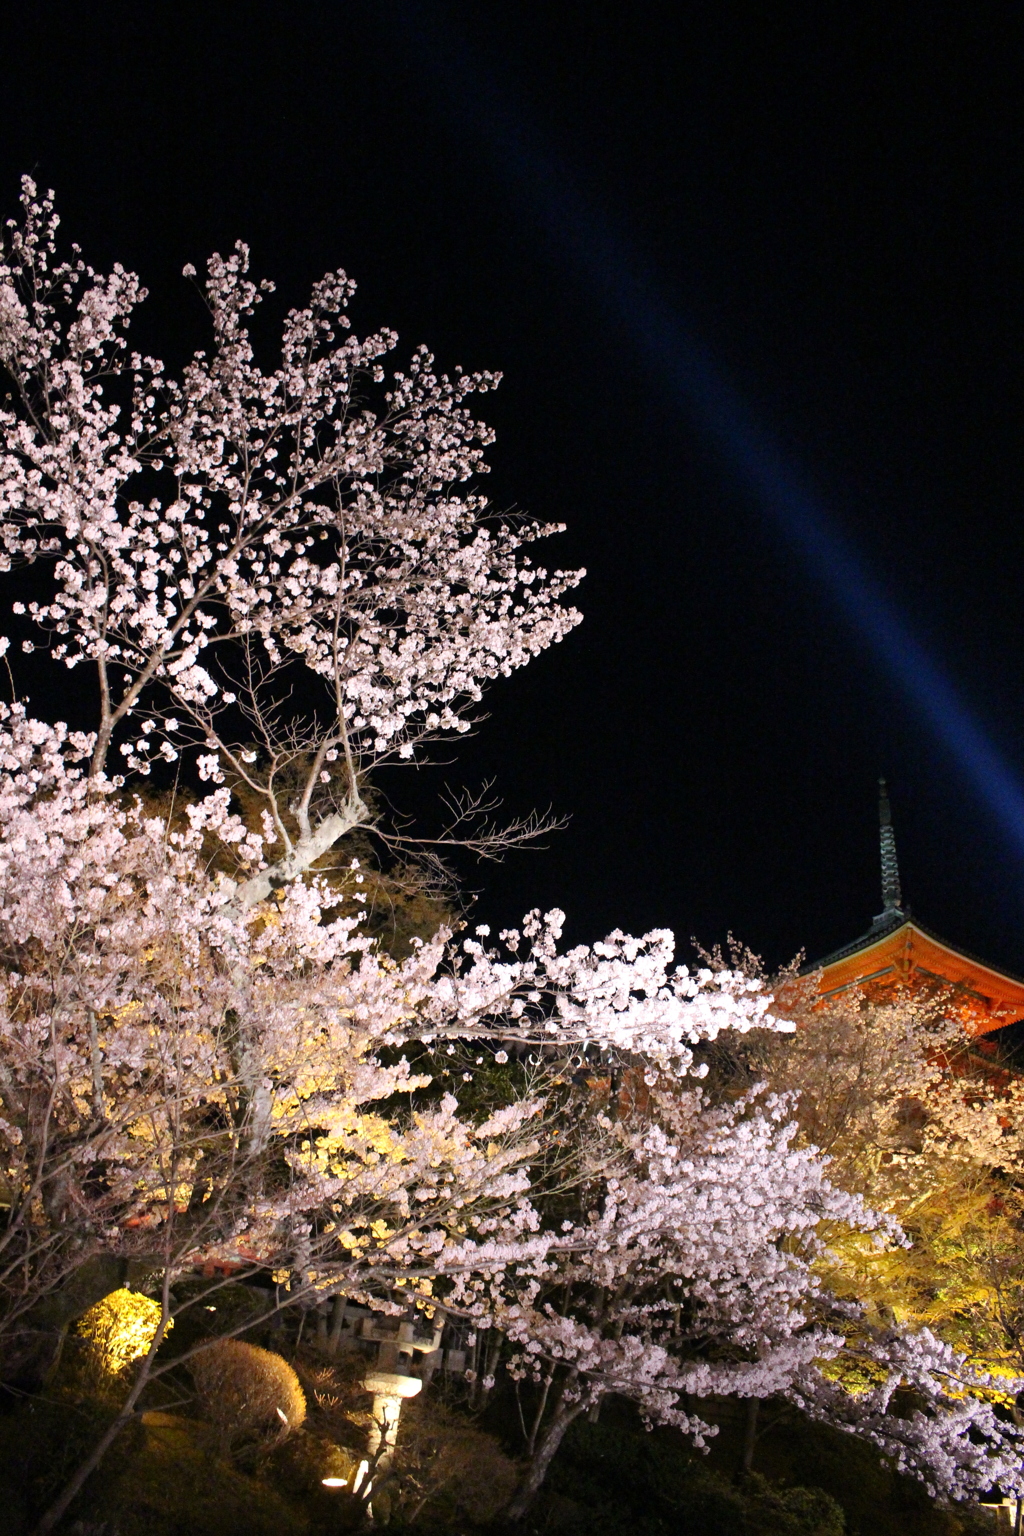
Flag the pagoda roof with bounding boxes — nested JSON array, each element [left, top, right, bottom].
[[800, 782, 1024, 1036], [804, 911, 1024, 1036]]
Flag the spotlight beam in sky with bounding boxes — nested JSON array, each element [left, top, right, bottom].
[[387, 4, 1024, 861]]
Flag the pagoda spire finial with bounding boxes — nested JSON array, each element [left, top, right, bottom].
[[877, 777, 902, 916]]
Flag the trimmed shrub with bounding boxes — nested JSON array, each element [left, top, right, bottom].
[[189, 1339, 306, 1453], [742, 1472, 845, 1536], [71, 1288, 168, 1404], [387, 1396, 519, 1526]]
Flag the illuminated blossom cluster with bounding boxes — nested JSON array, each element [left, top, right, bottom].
[[0, 707, 777, 1340], [427, 912, 776, 1072], [797, 1326, 1024, 1501], [452, 1086, 1024, 1516], [0, 177, 582, 900]]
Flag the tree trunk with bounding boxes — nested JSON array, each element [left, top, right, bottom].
[[741, 1397, 759, 1475], [327, 1294, 348, 1357], [471, 1329, 502, 1409], [504, 1393, 589, 1524], [229, 801, 368, 913]]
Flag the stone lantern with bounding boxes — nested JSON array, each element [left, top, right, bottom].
[[359, 1314, 443, 1471]]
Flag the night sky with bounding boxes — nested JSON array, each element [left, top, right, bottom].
[[4, 3, 1024, 975]]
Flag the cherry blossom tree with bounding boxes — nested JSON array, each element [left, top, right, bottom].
[[718, 980, 1024, 1193], [0, 176, 584, 898], [448, 1084, 1024, 1519], [0, 172, 772, 1335], [699, 969, 1024, 1482], [714, 976, 1024, 1354], [0, 704, 775, 1533]]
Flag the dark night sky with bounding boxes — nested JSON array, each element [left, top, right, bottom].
[[4, 2, 1024, 974]]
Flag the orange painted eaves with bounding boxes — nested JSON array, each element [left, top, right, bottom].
[[810, 918, 1024, 1036]]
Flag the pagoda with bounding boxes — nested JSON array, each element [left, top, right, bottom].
[[806, 781, 1024, 1040]]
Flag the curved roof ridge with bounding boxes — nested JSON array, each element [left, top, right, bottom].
[[801, 911, 908, 974], [804, 914, 1024, 991]]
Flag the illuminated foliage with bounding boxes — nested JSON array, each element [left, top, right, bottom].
[[75, 1289, 169, 1398]]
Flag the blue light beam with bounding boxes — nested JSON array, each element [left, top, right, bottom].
[[388, 3, 1024, 861]]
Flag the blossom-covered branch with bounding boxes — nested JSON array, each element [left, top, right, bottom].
[[0, 178, 583, 895]]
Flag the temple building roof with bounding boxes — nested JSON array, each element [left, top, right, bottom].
[[804, 782, 1024, 1037]]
